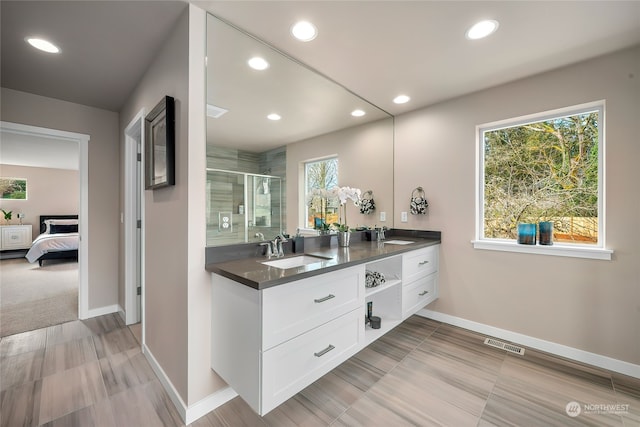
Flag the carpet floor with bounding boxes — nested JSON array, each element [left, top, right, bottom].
[[0, 258, 78, 337]]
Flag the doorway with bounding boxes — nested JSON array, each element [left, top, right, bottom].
[[124, 110, 144, 325], [0, 121, 89, 326]]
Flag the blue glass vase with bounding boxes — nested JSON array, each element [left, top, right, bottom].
[[539, 221, 553, 245], [517, 223, 536, 245]]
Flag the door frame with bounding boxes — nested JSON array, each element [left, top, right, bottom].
[[124, 110, 145, 325], [0, 121, 90, 318]]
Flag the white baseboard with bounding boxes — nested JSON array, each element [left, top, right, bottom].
[[79, 304, 119, 320], [418, 309, 640, 379], [184, 386, 238, 425], [142, 344, 238, 424]]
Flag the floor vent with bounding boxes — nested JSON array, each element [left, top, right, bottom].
[[484, 338, 525, 355]]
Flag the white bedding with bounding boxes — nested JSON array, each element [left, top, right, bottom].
[[25, 232, 79, 263]]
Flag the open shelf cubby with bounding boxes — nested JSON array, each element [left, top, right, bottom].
[[364, 272, 402, 345]]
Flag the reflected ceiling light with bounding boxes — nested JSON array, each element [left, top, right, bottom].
[[291, 21, 317, 42], [393, 95, 411, 104], [465, 20, 499, 40], [248, 56, 269, 70], [351, 109, 366, 117], [26, 37, 60, 53], [267, 113, 281, 121]]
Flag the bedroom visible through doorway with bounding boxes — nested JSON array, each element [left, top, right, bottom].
[[0, 121, 89, 336]]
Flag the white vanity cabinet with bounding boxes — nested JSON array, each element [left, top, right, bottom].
[[0, 225, 32, 250], [211, 265, 365, 416], [211, 243, 440, 416]]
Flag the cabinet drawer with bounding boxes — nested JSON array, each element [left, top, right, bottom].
[[262, 265, 363, 349], [402, 246, 437, 283], [402, 273, 437, 318], [261, 309, 362, 414]]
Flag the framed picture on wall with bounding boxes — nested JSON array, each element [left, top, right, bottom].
[[145, 95, 175, 189]]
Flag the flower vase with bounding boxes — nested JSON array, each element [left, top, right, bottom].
[[337, 231, 350, 247]]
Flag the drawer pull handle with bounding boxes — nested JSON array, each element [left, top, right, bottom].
[[419, 290, 429, 296], [314, 294, 335, 303], [418, 260, 429, 266], [314, 344, 335, 357]]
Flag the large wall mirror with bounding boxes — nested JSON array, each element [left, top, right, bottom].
[[206, 14, 394, 247]]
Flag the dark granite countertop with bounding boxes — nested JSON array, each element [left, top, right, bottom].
[[206, 235, 440, 290]]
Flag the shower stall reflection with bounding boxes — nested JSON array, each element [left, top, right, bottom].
[[206, 168, 283, 246]]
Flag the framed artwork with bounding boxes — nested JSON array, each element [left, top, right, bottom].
[[145, 95, 175, 189], [0, 177, 27, 200]]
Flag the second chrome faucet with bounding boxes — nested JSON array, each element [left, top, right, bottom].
[[260, 235, 287, 259]]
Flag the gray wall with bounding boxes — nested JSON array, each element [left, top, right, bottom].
[[119, 5, 227, 407], [119, 7, 190, 402], [394, 45, 640, 365]]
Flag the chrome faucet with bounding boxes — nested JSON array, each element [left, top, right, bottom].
[[255, 232, 265, 241], [260, 241, 274, 259], [272, 235, 287, 258]]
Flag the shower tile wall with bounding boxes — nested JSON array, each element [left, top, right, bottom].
[[207, 146, 260, 173], [207, 146, 287, 246]]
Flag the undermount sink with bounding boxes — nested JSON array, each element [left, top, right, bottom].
[[383, 240, 415, 245], [261, 255, 332, 269]]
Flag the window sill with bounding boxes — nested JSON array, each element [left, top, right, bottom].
[[471, 240, 613, 260]]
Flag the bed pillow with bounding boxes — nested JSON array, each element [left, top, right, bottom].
[[49, 224, 78, 234], [43, 219, 78, 234]]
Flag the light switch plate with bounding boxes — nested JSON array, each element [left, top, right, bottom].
[[401, 212, 408, 222], [379, 212, 386, 222]]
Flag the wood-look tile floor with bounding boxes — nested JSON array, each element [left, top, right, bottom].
[[1, 314, 638, 426]]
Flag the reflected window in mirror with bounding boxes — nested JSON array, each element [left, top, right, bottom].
[[305, 157, 338, 230]]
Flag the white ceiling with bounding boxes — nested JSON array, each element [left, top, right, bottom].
[[1, 1, 639, 123], [0, 0, 640, 115], [197, 1, 640, 115]]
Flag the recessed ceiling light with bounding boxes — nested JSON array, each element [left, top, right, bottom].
[[393, 95, 411, 104], [248, 56, 269, 71], [267, 113, 281, 121], [465, 20, 499, 40], [291, 21, 317, 42], [351, 109, 366, 117], [26, 37, 60, 53]]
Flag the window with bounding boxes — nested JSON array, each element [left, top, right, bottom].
[[475, 101, 611, 259], [304, 157, 338, 229]]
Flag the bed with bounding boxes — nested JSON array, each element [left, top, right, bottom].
[[25, 215, 79, 266]]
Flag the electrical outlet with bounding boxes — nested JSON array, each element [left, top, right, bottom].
[[379, 212, 386, 222], [401, 212, 408, 222]]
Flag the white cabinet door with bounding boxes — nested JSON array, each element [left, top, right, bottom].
[[402, 245, 438, 283], [402, 273, 438, 319], [261, 309, 362, 414], [262, 265, 363, 350]]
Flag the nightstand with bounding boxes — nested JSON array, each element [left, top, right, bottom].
[[0, 225, 33, 250]]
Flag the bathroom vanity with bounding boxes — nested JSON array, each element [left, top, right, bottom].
[[208, 234, 440, 416]]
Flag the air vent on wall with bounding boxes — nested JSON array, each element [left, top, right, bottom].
[[484, 338, 525, 355]]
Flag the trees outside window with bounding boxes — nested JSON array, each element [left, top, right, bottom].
[[479, 103, 603, 245], [305, 157, 338, 229]]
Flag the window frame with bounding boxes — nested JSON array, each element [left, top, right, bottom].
[[473, 100, 612, 260]]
